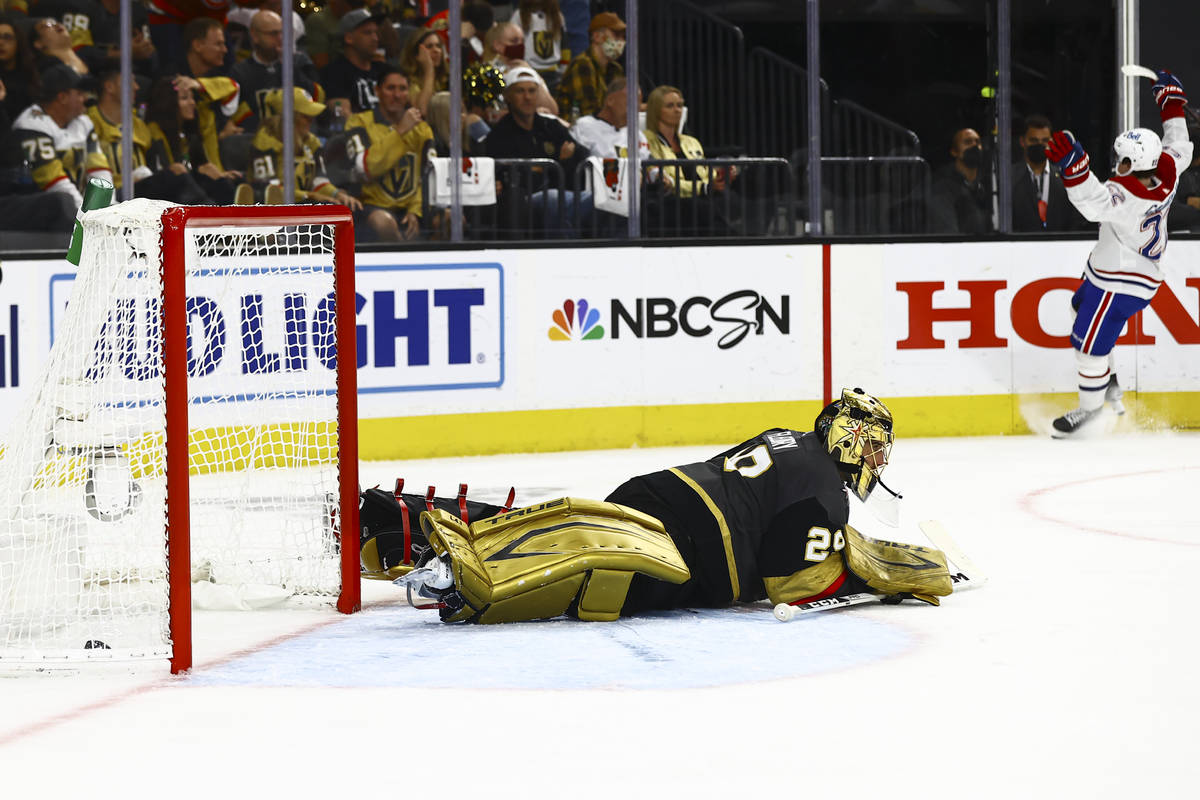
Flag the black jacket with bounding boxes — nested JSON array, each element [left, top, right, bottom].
[[1011, 161, 1090, 232]]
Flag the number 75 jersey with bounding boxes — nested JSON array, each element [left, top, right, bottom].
[[1066, 117, 1194, 301]]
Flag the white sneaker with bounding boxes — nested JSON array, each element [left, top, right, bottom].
[[1105, 375, 1125, 416], [1051, 406, 1101, 438]]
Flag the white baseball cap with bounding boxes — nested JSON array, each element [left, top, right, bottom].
[[504, 66, 540, 88]]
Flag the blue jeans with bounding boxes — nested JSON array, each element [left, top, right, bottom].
[[530, 189, 593, 238]]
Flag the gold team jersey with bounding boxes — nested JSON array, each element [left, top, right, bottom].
[[194, 76, 241, 171], [247, 126, 337, 201], [86, 105, 151, 191], [11, 105, 112, 197], [344, 108, 432, 215]]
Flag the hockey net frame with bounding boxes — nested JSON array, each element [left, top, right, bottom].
[[0, 203, 361, 675], [162, 205, 361, 673]]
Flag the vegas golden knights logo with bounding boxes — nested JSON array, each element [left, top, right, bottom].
[[382, 157, 416, 199], [533, 31, 554, 61]]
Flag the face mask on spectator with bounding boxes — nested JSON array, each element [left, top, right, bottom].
[[960, 145, 983, 168], [503, 42, 525, 60], [1025, 144, 1047, 165], [601, 38, 625, 59]]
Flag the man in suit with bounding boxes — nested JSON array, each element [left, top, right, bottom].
[[1012, 114, 1088, 232]]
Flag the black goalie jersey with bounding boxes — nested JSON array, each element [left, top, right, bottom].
[[606, 428, 856, 612]]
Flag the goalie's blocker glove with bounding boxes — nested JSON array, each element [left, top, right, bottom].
[[1153, 70, 1187, 121], [1045, 130, 1090, 188]]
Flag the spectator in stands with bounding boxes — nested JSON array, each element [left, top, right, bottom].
[[428, 90, 489, 156], [555, 11, 624, 122], [6, 63, 111, 211], [241, 87, 360, 208], [227, 0, 305, 61], [482, 20, 557, 116], [401, 27, 448, 119], [645, 84, 732, 197], [29, 17, 88, 74], [180, 19, 243, 173], [36, 0, 156, 77], [1012, 113, 1086, 232], [511, 0, 565, 89], [144, 0, 231, 73], [229, 9, 321, 134], [306, 0, 360, 69], [643, 84, 736, 236], [928, 127, 993, 234], [88, 64, 211, 203], [342, 64, 432, 241], [321, 8, 387, 118], [485, 65, 590, 237], [0, 14, 38, 120], [145, 74, 241, 203], [571, 76, 646, 159]]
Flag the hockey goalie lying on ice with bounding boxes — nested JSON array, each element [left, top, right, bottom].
[[358, 388, 959, 623]]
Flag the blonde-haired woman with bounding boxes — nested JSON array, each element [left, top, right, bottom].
[[645, 85, 735, 197], [644, 85, 734, 234]]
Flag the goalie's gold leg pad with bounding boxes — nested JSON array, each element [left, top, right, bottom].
[[419, 498, 691, 623], [843, 525, 953, 605]]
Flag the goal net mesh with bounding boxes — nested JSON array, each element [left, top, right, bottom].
[[0, 200, 346, 667]]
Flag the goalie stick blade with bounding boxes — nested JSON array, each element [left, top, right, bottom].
[[919, 519, 988, 588], [1121, 64, 1158, 80], [773, 592, 881, 621]]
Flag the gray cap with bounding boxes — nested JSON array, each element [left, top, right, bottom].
[[337, 8, 381, 37]]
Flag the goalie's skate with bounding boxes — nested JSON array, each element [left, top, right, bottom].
[[1105, 375, 1126, 416], [394, 552, 454, 609], [1051, 406, 1101, 438]]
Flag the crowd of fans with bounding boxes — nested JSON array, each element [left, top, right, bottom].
[[5, 0, 1186, 245], [0, 0, 752, 244]]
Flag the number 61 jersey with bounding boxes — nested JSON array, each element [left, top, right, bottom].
[[1067, 117, 1193, 301], [605, 428, 856, 610]]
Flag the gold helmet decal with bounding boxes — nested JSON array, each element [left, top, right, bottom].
[[814, 388, 894, 502]]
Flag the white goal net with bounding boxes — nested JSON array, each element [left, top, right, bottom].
[[0, 200, 359, 673]]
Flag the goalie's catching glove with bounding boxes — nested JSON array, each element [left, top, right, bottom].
[[1153, 70, 1187, 121], [1045, 130, 1091, 187]]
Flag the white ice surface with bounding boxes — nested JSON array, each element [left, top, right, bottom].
[[2, 433, 1198, 799]]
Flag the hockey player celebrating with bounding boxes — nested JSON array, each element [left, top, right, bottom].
[[359, 389, 955, 624], [1044, 70, 1193, 437]]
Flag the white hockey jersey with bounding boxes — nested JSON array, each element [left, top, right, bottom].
[[1064, 117, 1193, 300], [11, 104, 113, 210]]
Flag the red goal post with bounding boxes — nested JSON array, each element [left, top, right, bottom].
[[0, 201, 360, 675], [162, 205, 361, 673]]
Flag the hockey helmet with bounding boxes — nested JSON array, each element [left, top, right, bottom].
[[1112, 127, 1162, 174], [814, 388, 894, 502]]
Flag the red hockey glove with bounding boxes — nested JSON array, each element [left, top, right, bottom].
[[1153, 70, 1187, 121], [1045, 130, 1090, 187]]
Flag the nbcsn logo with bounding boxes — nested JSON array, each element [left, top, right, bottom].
[[548, 299, 604, 341]]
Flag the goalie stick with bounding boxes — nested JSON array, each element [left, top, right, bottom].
[[772, 519, 986, 622]]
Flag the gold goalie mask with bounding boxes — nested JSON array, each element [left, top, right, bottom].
[[815, 388, 899, 523]]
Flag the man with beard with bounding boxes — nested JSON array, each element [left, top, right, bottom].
[[229, 9, 321, 135]]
